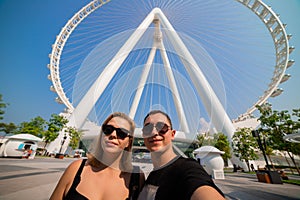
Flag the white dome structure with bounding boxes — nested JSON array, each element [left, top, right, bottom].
[[193, 146, 225, 179]]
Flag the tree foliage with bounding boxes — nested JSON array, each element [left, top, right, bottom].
[[66, 127, 84, 150], [0, 94, 13, 133], [214, 133, 232, 166], [257, 103, 299, 152], [42, 114, 68, 151], [232, 127, 258, 171], [292, 108, 300, 131], [196, 132, 232, 166], [196, 134, 205, 147], [0, 122, 17, 134], [0, 94, 8, 121], [195, 132, 216, 147], [256, 103, 300, 174], [17, 116, 47, 137]]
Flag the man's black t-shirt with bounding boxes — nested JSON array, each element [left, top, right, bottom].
[[138, 156, 224, 200]]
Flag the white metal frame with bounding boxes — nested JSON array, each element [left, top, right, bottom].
[[49, 0, 293, 122], [47, 0, 294, 153], [66, 8, 235, 139]]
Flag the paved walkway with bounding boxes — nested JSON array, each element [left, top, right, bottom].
[[215, 173, 300, 200], [0, 157, 299, 200]]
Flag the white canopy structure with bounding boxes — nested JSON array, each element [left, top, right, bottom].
[[0, 134, 42, 158], [283, 132, 300, 143], [9, 134, 43, 142]]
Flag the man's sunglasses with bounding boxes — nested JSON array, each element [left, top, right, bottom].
[[102, 124, 132, 140], [142, 122, 170, 137]]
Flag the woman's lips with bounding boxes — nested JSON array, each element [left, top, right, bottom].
[[105, 141, 118, 146]]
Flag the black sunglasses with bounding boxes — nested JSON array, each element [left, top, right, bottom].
[[102, 124, 132, 140], [142, 122, 170, 137]]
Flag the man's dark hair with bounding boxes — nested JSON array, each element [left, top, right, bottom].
[[143, 110, 173, 129]]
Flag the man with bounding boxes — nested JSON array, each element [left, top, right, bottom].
[[138, 110, 225, 200]]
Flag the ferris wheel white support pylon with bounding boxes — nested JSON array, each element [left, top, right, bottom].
[[129, 18, 190, 133], [69, 7, 235, 140], [153, 8, 236, 139], [67, 8, 155, 129]]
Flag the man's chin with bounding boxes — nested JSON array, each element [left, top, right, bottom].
[[148, 144, 169, 153], [148, 146, 163, 152]]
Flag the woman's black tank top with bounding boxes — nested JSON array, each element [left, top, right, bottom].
[[63, 159, 141, 200], [63, 159, 88, 200]]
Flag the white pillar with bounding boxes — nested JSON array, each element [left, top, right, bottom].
[[69, 9, 156, 129], [153, 8, 235, 138]]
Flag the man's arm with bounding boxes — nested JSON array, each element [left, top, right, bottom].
[[191, 186, 226, 200]]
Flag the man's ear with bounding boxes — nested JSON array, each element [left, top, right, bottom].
[[171, 130, 176, 139]]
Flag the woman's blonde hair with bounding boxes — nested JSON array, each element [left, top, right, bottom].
[[87, 112, 135, 171]]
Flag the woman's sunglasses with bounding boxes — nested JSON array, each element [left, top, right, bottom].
[[102, 124, 132, 140], [142, 122, 170, 137]]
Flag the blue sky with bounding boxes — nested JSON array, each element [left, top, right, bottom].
[[0, 0, 299, 125]]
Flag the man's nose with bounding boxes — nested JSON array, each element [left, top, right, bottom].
[[151, 126, 159, 136]]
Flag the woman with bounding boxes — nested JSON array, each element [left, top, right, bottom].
[[50, 112, 144, 200]]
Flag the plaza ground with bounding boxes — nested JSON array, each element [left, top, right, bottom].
[[0, 157, 299, 200]]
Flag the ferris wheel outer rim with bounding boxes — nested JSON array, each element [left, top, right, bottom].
[[48, 0, 111, 112], [236, 0, 291, 119]]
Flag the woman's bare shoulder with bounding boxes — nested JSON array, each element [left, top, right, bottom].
[[67, 159, 86, 171], [62, 159, 87, 180], [49, 159, 87, 200]]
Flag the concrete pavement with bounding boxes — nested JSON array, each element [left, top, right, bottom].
[[0, 157, 299, 200], [215, 173, 300, 200]]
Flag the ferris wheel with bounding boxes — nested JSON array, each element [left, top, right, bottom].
[[48, 0, 294, 136]]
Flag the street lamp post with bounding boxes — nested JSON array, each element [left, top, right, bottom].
[[252, 129, 283, 184], [59, 134, 67, 154]]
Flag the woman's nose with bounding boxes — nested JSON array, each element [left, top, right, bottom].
[[108, 130, 117, 139]]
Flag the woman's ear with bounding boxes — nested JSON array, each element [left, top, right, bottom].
[[124, 137, 132, 151]]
